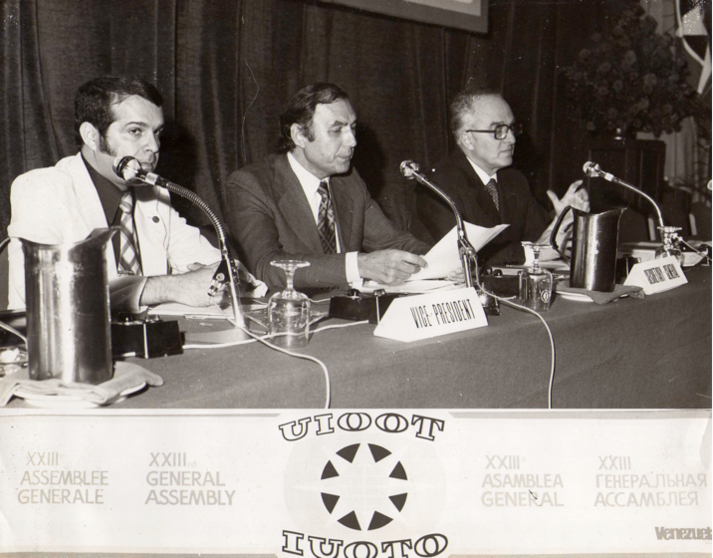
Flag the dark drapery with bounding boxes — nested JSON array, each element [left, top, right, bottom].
[[0, 0, 621, 238]]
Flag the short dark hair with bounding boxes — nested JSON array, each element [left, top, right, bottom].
[[74, 76, 164, 147], [450, 87, 503, 140], [278, 83, 350, 153]]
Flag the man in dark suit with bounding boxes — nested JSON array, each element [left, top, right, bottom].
[[416, 88, 588, 266], [226, 83, 430, 291]]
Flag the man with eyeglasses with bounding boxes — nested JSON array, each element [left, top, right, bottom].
[[415, 87, 588, 266]]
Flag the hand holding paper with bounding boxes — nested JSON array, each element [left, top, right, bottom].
[[357, 249, 428, 285], [409, 222, 508, 280]]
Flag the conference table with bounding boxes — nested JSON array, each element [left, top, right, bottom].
[[100, 265, 712, 410]]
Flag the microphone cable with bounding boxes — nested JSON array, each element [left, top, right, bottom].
[[229, 322, 333, 410], [400, 159, 557, 408], [181, 319, 369, 409], [496, 294, 556, 409], [471, 257, 557, 409]]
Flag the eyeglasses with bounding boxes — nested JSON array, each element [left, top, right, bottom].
[[465, 122, 523, 140]]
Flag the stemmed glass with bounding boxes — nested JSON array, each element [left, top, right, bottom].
[[267, 260, 311, 348], [655, 226, 685, 266], [518, 242, 553, 311]]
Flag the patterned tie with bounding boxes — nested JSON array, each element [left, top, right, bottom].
[[117, 190, 142, 275], [317, 180, 337, 254], [484, 178, 500, 212]]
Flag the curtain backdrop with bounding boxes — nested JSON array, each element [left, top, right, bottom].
[[1, 0, 626, 239]]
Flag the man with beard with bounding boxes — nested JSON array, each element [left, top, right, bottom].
[[7, 76, 232, 311]]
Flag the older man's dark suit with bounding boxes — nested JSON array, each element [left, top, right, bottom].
[[415, 149, 551, 266], [226, 153, 429, 290]]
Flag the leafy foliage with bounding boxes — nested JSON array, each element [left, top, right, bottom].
[[562, 3, 705, 137]]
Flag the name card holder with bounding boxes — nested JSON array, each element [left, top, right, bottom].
[[373, 287, 487, 342], [623, 255, 687, 294]]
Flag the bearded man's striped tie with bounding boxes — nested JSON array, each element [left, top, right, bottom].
[[118, 190, 142, 275]]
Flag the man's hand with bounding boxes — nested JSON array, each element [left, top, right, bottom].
[[446, 266, 466, 283], [546, 179, 589, 215], [357, 250, 427, 285], [537, 180, 589, 255], [140, 262, 226, 307]]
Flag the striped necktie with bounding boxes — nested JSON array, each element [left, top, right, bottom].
[[117, 190, 142, 275], [484, 178, 500, 212], [317, 180, 337, 254]]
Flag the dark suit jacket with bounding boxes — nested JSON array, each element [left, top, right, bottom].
[[415, 149, 551, 266], [226, 153, 430, 290]]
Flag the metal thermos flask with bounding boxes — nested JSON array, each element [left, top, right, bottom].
[[20, 228, 116, 384], [551, 206, 624, 293]]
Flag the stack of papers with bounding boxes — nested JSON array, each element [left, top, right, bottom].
[[411, 222, 508, 279], [365, 222, 508, 293]]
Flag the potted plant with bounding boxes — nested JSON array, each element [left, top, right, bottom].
[[561, 2, 708, 229], [562, 3, 704, 139]]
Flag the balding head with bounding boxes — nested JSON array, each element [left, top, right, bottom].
[[450, 89, 517, 175]]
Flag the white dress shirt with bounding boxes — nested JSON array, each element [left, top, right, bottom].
[[465, 158, 498, 188], [287, 152, 361, 284]]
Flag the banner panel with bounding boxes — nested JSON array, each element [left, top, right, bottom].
[[0, 410, 710, 555]]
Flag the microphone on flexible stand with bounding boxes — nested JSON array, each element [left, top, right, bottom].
[[402, 161, 513, 312], [113, 156, 248, 334], [400, 160, 478, 288], [582, 161, 710, 264], [582, 161, 664, 229], [113, 156, 165, 188], [402, 160, 500, 313]]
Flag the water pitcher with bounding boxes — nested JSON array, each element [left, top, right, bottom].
[[21, 228, 116, 384], [551, 206, 624, 293]]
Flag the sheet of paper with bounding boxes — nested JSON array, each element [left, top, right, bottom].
[[361, 279, 459, 294], [410, 222, 508, 280]]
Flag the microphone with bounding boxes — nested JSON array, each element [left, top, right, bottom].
[[113, 156, 167, 187], [112, 156, 248, 333], [400, 160, 463, 224], [582, 161, 603, 179], [399, 160, 420, 179], [400, 160, 479, 290], [583, 161, 664, 229]]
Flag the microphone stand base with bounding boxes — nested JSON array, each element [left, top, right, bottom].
[[329, 292, 401, 324], [111, 319, 184, 359]]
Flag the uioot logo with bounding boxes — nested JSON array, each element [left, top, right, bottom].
[[280, 412, 449, 558], [320, 443, 408, 531]]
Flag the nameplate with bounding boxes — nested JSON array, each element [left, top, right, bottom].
[[623, 255, 687, 294], [373, 287, 487, 342]]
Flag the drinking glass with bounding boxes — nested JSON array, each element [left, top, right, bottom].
[[655, 226, 685, 266], [267, 260, 311, 348]]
